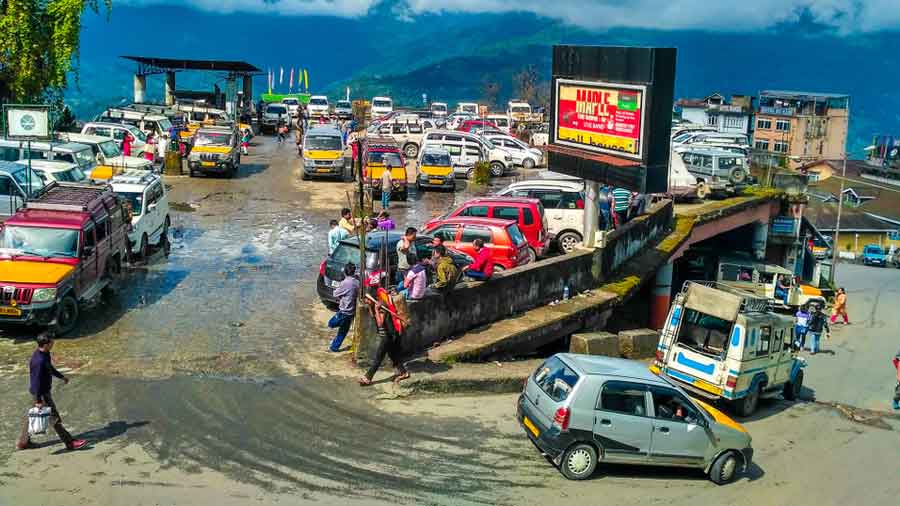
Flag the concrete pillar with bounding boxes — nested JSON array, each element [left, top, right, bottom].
[[649, 263, 673, 330], [583, 180, 599, 248], [133, 74, 146, 104], [243, 75, 253, 106], [752, 221, 768, 260], [164, 71, 176, 106]]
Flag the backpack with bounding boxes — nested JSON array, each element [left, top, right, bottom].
[[28, 405, 52, 435]]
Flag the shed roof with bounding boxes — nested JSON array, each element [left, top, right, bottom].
[[122, 56, 260, 74]]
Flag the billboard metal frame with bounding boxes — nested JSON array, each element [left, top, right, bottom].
[[3, 104, 51, 141]]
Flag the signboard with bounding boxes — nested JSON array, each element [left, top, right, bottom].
[[554, 80, 646, 161], [3, 105, 50, 141], [770, 216, 798, 236]]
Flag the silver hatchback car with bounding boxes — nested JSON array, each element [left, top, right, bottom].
[[517, 354, 753, 484]]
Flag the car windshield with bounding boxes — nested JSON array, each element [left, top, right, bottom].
[[337, 101, 351, 108], [675, 308, 733, 357], [368, 151, 402, 166], [331, 244, 380, 271], [120, 191, 144, 216], [157, 118, 172, 131], [533, 356, 580, 402], [50, 167, 86, 182], [195, 131, 232, 146], [124, 125, 147, 142], [422, 153, 451, 166], [98, 141, 121, 158], [866, 246, 884, 255], [507, 224, 527, 247], [373, 100, 392, 108], [511, 106, 531, 113], [283, 99, 299, 105], [306, 135, 342, 151], [310, 98, 328, 106], [0, 226, 79, 258], [432, 104, 447, 111], [672, 132, 693, 143], [480, 137, 497, 149], [11, 167, 45, 196], [267, 106, 287, 115]]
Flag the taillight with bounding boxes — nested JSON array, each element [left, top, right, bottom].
[[576, 199, 584, 209], [726, 375, 738, 389], [655, 350, 664, 362], [319, 260, 327, 277], [553, 407, 571, 431]]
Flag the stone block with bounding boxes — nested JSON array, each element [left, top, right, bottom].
[[569, 332, 619, 357], [618, 328, 660, 359]]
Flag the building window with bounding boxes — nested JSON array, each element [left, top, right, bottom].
[[755, 140, 770, 150], [774, 141, 790, 153], [757, 118, 772, 130], [707, 115, 718, 126], [776, 119, 791, 132], [724, 116, 742, 128]]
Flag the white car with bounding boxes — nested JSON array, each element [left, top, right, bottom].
[[486, 114, 512, 135], [262, 103, 290, 133], [371, 96, 393, 118], [483, 133, 544, 169], [58, 133, 153, 172], [81, 122, 148, 153], [110, 170, 171, 259], [456, 102, 479, 115], [430, 102, 448, 117], [28, 160, 88, 184], [281, 97, 301, 118], [495, 180, 586, 254], [307, 95, 330, 117]]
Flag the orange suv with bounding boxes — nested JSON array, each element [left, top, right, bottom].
[[423, 217, 531, 271]]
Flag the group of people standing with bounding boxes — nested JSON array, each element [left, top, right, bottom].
[[793, 287, 849, 355], [596, 185, 647, 231]]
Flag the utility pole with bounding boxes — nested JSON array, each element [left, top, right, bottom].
[[829, 96, 851, 284]]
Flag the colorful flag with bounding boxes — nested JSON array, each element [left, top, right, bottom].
[[289, 68, 294, 91], [279, 67, 284, 85], [303, 69, 309, 91], [267, 68, 272, 94]]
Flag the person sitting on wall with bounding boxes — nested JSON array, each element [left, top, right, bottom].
[[462, 239, 494, 281]]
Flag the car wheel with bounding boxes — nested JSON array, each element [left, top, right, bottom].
[[489, 161, 504, 177], [709, 451, 740, 485], [734, 383, 761, 417], [695, 182, 710, 200], [189, 168, 196, 177], [556, 231, 582, 254], [783, 370, 803, 401], [523, 158, 536, 170], [559, 443, 598, 481], [466, 167, 476, 179], [404, 143, 419, 158], [301, 170, 309, 181], [53, 295, 79, 336], [730, 168, 747, 184], [526, 247, 537, 264], [140, 234, 150, 262]]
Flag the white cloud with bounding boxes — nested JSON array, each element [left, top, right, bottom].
[[121, 0, 900, 32]]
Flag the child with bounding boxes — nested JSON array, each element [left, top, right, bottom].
[[794, 304, 810, 350], [892, 349, 900, 410], [241, 129, 251, 155]]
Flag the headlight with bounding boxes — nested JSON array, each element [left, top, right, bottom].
[[304, 159, 316, 166], [32, 288, 57, 303], [505, 156, 512, 162]]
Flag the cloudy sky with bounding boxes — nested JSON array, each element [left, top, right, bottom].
[[122, 0, 899, 32]]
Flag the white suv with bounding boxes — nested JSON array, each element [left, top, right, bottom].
[[483, 133, 544, 169], [422, 130, 513, 177], [110, 170, 171, 259], [495, 180, 585, 253], [307, 95, 330, 117]]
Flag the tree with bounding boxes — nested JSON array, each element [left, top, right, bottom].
[[0, 0, 111, 105], [513, 65, 538, 104], [480, 79, 500, 109]]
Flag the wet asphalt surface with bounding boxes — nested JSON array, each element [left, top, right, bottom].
[[0, 134, 549, 505]]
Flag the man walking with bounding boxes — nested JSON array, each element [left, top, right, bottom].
[[358, 292, 409, 386], [806, 304, 830, 355], [381, 165, 393, 210], [328, 263, 360, 352], [395, 227, 417, 288], [462, 239, 494, 281], [16, 334, 86, 451]]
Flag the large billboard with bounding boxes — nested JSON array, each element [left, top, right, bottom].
[[554, 79, 646, 161]]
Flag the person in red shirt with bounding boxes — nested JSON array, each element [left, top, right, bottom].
[[462, 239, 494, 281], [892, 348, 900, 410]]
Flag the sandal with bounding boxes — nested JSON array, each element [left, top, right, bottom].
[[393, 371, 410, 383], [358, 377, 373, 387]]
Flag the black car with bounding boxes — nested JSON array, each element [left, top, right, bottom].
[[317, 231, 472, 308]]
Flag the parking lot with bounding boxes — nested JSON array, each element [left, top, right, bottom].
[[1, 135, 899, 506]]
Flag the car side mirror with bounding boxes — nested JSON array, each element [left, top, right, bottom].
[[147, 203, 158, 212]]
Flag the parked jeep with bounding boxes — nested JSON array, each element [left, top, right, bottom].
[[0, 182, 130, 334], [110, 170, 171, 259], [188, 127, 240, 178]]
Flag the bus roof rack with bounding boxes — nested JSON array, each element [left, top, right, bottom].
[[25, 181, 113, 213], [683, 280, 772, 314]]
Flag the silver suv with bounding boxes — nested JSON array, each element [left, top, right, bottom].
[[517, 354, 753, 484]]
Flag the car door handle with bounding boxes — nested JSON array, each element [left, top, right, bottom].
[[599, 419, 612, 426], [657, 426, 670, 434]]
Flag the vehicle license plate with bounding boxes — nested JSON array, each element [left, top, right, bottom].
[[201, 161, 216, 167], [317, 168, 331, 173], [0, 306, 22, 316], [429, 179, 443, 185], [523, 416, 539, 437]]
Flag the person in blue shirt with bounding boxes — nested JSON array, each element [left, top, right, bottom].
[[597, 185, 612, 231], [328, 219, 349, 255]]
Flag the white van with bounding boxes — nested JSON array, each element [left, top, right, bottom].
[[0, 139, 97, 175], [371, 96, 393, 118], [81, 122, 148, 152], [456, 102, 479, 115], [99, 109, 173, 138], [486, 114, 512, 135], [421, 130, 512, 177], [430, 102, 448, 117], [483, 133, 544, 169], [307, 95, 330, 117]]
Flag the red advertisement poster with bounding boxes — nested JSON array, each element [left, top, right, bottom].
[[554, 80, 645, 159]]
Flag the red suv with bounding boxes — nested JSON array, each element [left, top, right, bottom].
[[457, 120, 497, 133], [423, 217, 530, 270], [426, 197, 548, 262]]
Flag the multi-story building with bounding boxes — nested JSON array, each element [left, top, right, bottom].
[[753, 90, 850, 169], [676, 93, 754, 135]]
